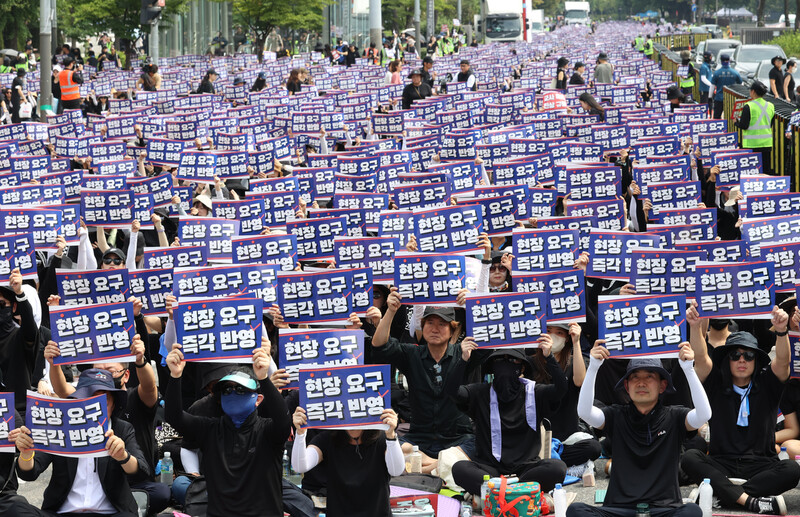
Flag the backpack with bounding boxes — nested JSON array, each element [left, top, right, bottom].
[[183, 476, 208, 517]]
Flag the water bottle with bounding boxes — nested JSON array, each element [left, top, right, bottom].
[[779, 447, 790, 460], [160, 452, 174, 486], [479, 475, 491, 512], [409, 445, 422, 473], [553, 483, 567, 517], [636, 503, 650, 517], [483, 480, 496, 516], [699, 478, 713, 517], [461, 500, 473, 517]]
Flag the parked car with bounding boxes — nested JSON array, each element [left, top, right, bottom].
[[750, 59, 774, 87], [700, 24, 724, 38], [694, 38, 741, 66], [729, 44, 787, 80], [712, 48, 738, 70]]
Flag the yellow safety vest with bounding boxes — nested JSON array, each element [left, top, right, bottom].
[[742, 98, 774, 149], [644, 40, 654, 56], [680, 65, 695, 88], [635, 36, 644, 51]]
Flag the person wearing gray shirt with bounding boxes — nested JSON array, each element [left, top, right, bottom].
[[593, 52, 614, 84]]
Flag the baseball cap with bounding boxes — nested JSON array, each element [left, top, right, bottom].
[[71, 368, 127, 400], [614, 358, 676, 393], [102, 248, 126, 262], [422, 306, 455, 322], [216, 370, 258, 392]]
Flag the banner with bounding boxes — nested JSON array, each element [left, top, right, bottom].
[[513, 228, 579, 271], [674, 240, 746, 263], [565, 166, 621, 201], [0, 233, 36, 282], [81, 190, 134, 228], [298, 364, 391, 430], [334, 236, 400, 283], [694, 261, 775, 318], [629, 248, 706, 295], [232, 233, 297, 271], [466, 291, 548, 348], [413, 204, 483, 254], [0, 208, 62, 252], [277, 268, 373, 324], [178, 217, 240, 263], [50, 301, 136, 365], [746, 193, 800, 218], [57, 269, 130, 306], [129, 268, 173, 317], [512, 269, 585, 323], [761, 241, 800, 292], [394, 253, 465, 305], [278, 328, 364, 390], [175, 297, 263, 362], [585, 231, 663, 280], [598, 294, 686, 358], [0, 392, 13, 452], [26, 393, 109, 457], [213, 199, 267, 235], [143, 245, 208, 269], [565, 198, 625, 231], [286, 216, 347, 261], [173, 264, 280, 305]]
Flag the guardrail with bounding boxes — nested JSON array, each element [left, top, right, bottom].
[[652, 32, 710, 51], [653, 43, 798, 188], [740, 27, 795, 44]]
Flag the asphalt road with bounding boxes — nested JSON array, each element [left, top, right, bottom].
[[14, 457, 800, 515]]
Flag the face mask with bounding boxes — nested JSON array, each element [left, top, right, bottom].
[[221, 392, 257, 428], [550, 334, 567, 354], [112, 375, 124, 390], [492, 359, 522, 403], [0, 305, 15, 337], [709, 319, 730, 331]]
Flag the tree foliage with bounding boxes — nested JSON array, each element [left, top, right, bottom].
[[57, 0, 191, 44], [0, 0, 38, 49], [221, 0, 328, 56]]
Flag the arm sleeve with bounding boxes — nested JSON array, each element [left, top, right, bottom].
[[385, 439, 405, 476], [291, 431, 321, 473], [477, 263, 490, 293], [682, 359, 712, 429], [442, 354, 471, 404], [126, 232, 138, 270], [577, 355, 606, 428], [536, 355, 568, 409], [15, 292, 38, 346], [320, 135, 330, 154], [176, 203, 188, 216], [77, 229, 97, 270], [163, 319, 176, 354], [701, 75, 713, 87], [180, 448, 200, 474], [735, 104, 752, 130]]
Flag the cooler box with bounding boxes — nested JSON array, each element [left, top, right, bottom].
[[487, 479, 542, 517]]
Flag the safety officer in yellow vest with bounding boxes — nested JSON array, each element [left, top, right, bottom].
[[634, 35, 645, 52], [0, 58, 12, 74], [736, 81, 775, 175], [644, 35, 654, 57], [58, 56, 84, 113], [678, 50, 696, 97]]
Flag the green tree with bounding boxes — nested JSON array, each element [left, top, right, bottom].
[[0, 0, 38, 49], [220, 0, 327, 59], [57, 0, 191, 67]]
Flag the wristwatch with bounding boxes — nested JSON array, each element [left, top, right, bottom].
[[117, 451, 131, 465]]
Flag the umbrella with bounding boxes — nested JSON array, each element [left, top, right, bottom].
[[645, 10, 659, 18], [0, 49, 19, 58]]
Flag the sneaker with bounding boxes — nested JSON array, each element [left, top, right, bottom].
[[688, 488, 699, 504], [753, 496, 787, 515], [566, 461, 588, 478]]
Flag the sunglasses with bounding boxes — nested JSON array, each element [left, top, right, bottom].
[[221, 385, 253, 396], [490, 265, 507, 272], [103, 257, 123, 266], [730, 350, 756, 362]]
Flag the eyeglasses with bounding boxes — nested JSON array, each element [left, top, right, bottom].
[[221, 385, 253, 396], [103, 257, 123, 266], [490, 265, 507, 272], [730, 350, 756, 362], [105, 367, 127, 376]]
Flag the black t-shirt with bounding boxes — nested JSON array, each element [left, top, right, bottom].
[[11, 77, 23, 107], [770, 67, 785, 97], [602, 403, 691, 507], [549, 361, 582, 440], [401, 83, 433, 110], [569, 72, 585, 85], [123, 387, 158, 479], [311, 432, 391, 517], [286, 80, 302, 94], [779, 378, 800, 417], [705, 365, 784, 458]]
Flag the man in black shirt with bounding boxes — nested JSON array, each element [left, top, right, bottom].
[[457, 60, 477, 91], [570, 62, 587, 85], [401, 69, 433, 110], [0, 270, 38, 418], [165, 344, 291, 517], [769, 56, 785, 99], [372, 290, 475, 473], [569, 340, 711, 517], [421, 56, 435, 89], [449, 340, 568, 496], [682, 304, 800, 515]]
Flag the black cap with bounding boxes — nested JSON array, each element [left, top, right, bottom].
[[750, 81, 768, 96], [422, 56, 434, 64], [712, 331, 770, 365], [557, 57, 570, 68], [71, 368, 127, 412], [575, 61, 585, 69], [666, 85, 685, 101], [614, 358, 676, 393], [102, 248, 126, 261], [207, 68, 217, 76], [407, 68, 424, 78], [483, 348, 535, 376], [233, 75, 245, 85], [720, 53, 730, 62], [422, 306, 455, 322], [598, 52, 608, 60], [772, 55, 786, 66]]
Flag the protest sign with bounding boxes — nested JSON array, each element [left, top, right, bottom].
[[278, 328, 364, 390], [413, 205, 483, 254], [299, 364, 391, 430], [178, 217, 240, 263], [175, 297, 263, 362], [57, 269, 130, 306], [513, 228, 579, 271], [694, 261, 775, 318], [0, 233, 36, 282], [26, 393, 109, 457], [0, 392, 11, 451], [466, 291, 548, 348], [278, 268, 372, 324], [512, 269, 585, 322], [0, 208, 62, 252], [81, 190, 134, 228], [143, 245, 208, 269], [232, 233, 297, 271], [334, 236, 400, 283], [50, 301, 136, 365], [286, 216, 347, 261], [394, 253, 465, 305], [629, 248, 706, 295], [759, 241, 800, 292], [598, 294, 686, 358], [585, 231, 663, 279], [129, 268, 173, 317]]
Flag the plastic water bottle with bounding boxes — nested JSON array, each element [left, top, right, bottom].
[[480, 475, 491, 512], [160, 452, 174, 486], [779, 447, 790, 460], [483, 480, 496, 516], [409, 445, 422, 473], [553, 483, 567, 517], [461, 500, 473, 517], [699, 478, 713, 517]]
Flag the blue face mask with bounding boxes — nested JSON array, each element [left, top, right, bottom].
[[221, 392, 257, 428]]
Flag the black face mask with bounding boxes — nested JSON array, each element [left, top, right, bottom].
[[709, 319, 730, 331], [0, 305, 15, 338], [492, 359, 523, 403], [112, 375, 124, 390]]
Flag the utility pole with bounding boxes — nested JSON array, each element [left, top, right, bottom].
[[414, 0, 421, 54], [40, 0, 53, 113], [369, 0, 382, 52], [426, 0, 435, 41], [458, 0, 462, 25], [150, 18, 159, 64]]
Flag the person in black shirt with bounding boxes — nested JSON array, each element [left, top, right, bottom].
[[570, 62, 586, 85], [286, 68, 302, 95], [372, 294, 475, 473], [569, 341, 711, 517], [0, 270, 38, 417], [421, 56, 436, 88], [579, 92, 605, 122], [196, 69, 217, 94], [401, 69, 433, 110], [165, 345, 291, 517], [556, 57, 569, 90], [449, 341, 568, 497], [457, 59, 477, 91], [682, 304, 800, 514], [769, 56, 785, 99], [291, 407, 405, 517]]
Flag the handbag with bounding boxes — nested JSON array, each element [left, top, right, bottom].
[[18, 98, 32, 119]]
